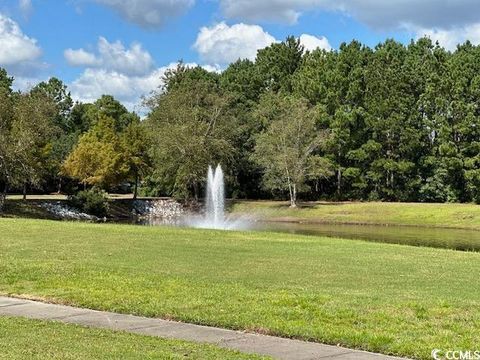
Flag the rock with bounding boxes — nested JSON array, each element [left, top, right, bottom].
[[133, 199, 185, 219], [40, 201, 97, 221]]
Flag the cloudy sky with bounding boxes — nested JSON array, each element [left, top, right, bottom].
[[1, 0, 479, 111]]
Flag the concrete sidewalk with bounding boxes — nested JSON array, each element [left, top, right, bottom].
[[0, 296, 406, 360]]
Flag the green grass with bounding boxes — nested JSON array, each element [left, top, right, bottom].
[[1, 218, 480, 359], [0, 316, 264, 359], [6, 194, 68, 201], [231, 200, 480, 229]]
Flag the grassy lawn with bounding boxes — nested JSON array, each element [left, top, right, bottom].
[[0, 316, 263, 359], [231, 200, 480, 229], [1, 218, 479, 359]]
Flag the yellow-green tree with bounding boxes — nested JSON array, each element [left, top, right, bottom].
[[63, 115, 124, 189]]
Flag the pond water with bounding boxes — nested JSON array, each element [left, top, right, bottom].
[[251, 222, 480, 251], [127, 216, 480, 252]]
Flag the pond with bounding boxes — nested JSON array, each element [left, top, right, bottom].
[[128, 216, 480, 252], [251, 221, 480, 251]]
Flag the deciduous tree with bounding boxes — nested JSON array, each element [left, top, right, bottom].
[[146, 65, 236, 199], [253, 94, 333, 207], [63, 116, 124, 189]]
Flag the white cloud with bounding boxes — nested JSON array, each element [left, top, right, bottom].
[[219, 0, 480, 51], [94, 0, 194, 28], [18, 0, 33, 18], [64, 37, 154, 76], [69, 62, 211, 112], [219, 0, 308, 24], [193, 22, 331, 65], [0, 13, 41, 67], [219, 0, 480, 30], [299, 34, 331, 51], [202, 64, 222, 73], [69, 67, 166, 112], [67, 38, 165, 111], [194, 22, 276, 64], [12, 75, 47, 92], [66, 36, 216, 111], [64, 48, 99, 67], [416, 24, 480, 51], [0, 13, 47, 89], [67, 28, 328, 113]]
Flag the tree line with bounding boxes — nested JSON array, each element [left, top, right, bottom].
[[1, 36, 480, 208]]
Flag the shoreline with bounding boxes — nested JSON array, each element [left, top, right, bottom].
[[3, 197, 480, 232]]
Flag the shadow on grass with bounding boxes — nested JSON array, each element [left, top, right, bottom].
[[2, 200, 57, 220]]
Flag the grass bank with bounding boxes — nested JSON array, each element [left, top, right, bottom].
[[0, 316, 263, 359], [1, 219, 479, 359], [1, 197, 144, 220], [231, 200, 480, 230], [1, 199, 56, 219]]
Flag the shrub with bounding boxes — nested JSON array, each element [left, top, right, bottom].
[[68, 188, 109, 217]]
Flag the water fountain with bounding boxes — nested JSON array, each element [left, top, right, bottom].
[[205, 164, 225, 228], [185, 164, 251, 230]]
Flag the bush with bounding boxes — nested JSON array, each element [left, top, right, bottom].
[[68, 188, 109, 217]]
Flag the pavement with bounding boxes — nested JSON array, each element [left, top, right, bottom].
[[0, 296, 407, 360]]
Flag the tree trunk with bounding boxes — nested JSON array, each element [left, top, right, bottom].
[[337, 168, 342, 197], [133, 171, 139, 200], [57, 178, 62, 194], [22, 183, 27, 201], [0, 181, 6, 212], [193, 182, 199, 202], [288, 181, 293, 206], [290, 183, 297, 208]]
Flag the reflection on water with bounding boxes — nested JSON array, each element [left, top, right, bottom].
[[134, 214, 253, 231], [252, 222, 480, 252], [128, 215, 480, 252]]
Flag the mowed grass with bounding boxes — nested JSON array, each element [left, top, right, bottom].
[[1, 219, 480, 359], [0, 316, 264, 359], [231, 200, 480, 229]]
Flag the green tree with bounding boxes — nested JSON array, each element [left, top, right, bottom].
[[256, 36, 304, 93], [32, 77, 73, 131], [10, 92, 57, 199], [0, 77, 14, 209], [253, 94, 333, 207], [93, 95, 138, 132], [294, 41, 371, 199], [404, 38, 452, 202], [120, 120, 151, 199], [146, 66, 235, 200], [32, 78, 76, 193], [220, 59, 265, 198], [362, 39, 420, 200], [0, 68, 14, 93], [70, 102, 95, 134], [439, 42, 480, 202], [71, 95, 137, 133]]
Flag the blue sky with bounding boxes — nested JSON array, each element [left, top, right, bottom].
[[1, 0, 479, 111]]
